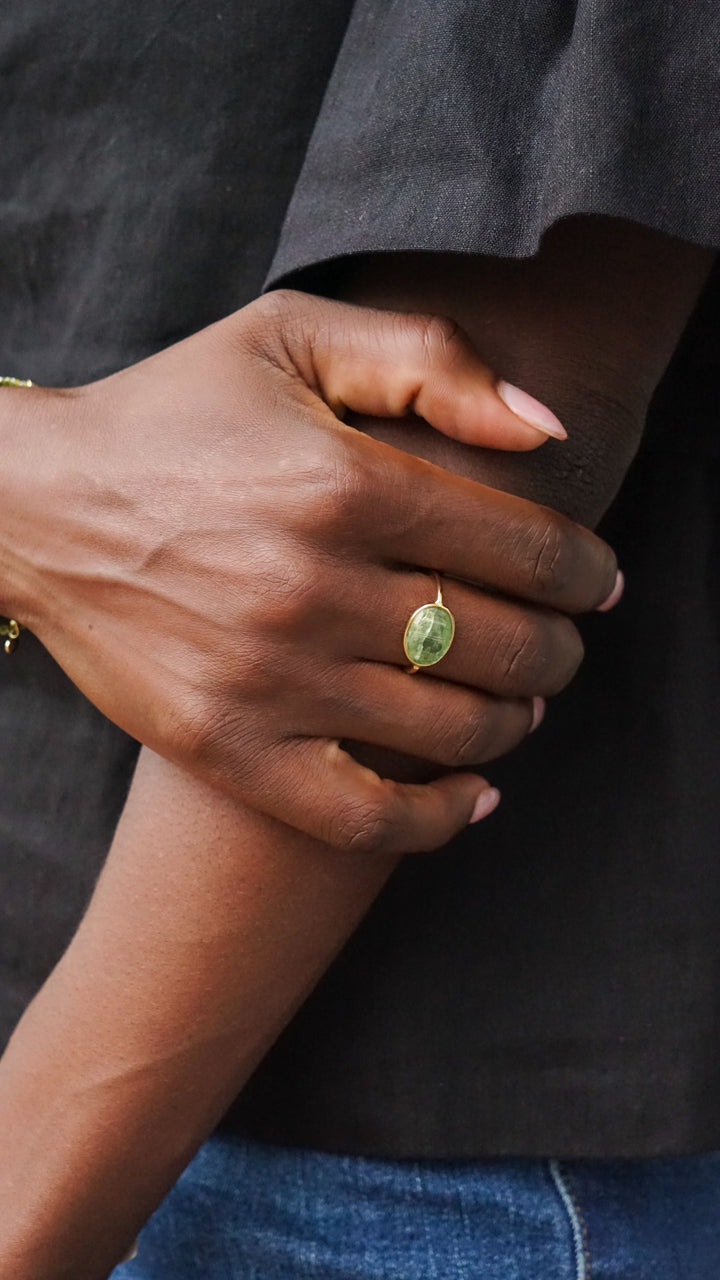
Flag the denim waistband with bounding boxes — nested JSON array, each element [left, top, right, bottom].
[[115, 1133, 720, 1280]]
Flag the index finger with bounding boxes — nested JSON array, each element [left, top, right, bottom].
[[357, 438, 618, 614]]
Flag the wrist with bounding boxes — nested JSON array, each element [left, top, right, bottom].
[[0, 384, 87, 629], [0, 384, 49, 621]]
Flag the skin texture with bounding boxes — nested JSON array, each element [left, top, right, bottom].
[[0, 219, 714, 1278], [0, 291, 617, 855], [339, 217, 713, 523], [0, 756, 400, 1280]]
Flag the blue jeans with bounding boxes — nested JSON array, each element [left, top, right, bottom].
[[114, 1134, 720, 1279]]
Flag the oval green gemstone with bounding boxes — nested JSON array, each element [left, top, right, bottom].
[[404, 603, 455, 667]]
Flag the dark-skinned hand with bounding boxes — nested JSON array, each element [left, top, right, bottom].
[[0, 290, 617, 852]]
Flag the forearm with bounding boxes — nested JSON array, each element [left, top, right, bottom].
[[340, 216, 714, 524], [0, 750, 398, 1280], [0, 218, 711, 1276]]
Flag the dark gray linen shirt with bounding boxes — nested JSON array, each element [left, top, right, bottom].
[[1, 0, 720, 1158]]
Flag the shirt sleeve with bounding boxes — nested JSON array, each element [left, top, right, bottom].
[[267, 0, 720, 285]]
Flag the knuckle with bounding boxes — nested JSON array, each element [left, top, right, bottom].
[[235, 645, 282, 701], [496, 616, 543, 693], [240, 289, 323, 368], [164, 669, 275, 777], [493, 613, 585, 697], [434, 705, 494, 768], [328, 794, 395, 854], [247, 287, 300, 332], [522, 514, 572, 599], [302, 441, 371, 538], [415, 312, 462, 367], [260, 557, 325, 636], [517, 511, 618, 612], [440, 699, 528, 765], [235, 289, 298, 357], [275, 440, 370, 546], [324, 457, 366, 526], [167, 690, 232, 768]]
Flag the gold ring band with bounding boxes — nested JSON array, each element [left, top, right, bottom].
[[403, 571, 456, 673]]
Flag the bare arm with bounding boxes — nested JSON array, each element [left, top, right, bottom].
[[0, 753, 400, 1279], [340, 216, 713, 524], [0, 217, 712, 1279]]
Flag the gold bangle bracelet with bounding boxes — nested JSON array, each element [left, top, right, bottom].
[[1, 376, 34, 653]]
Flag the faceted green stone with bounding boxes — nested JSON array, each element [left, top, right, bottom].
[[404, 603, 455, 667]]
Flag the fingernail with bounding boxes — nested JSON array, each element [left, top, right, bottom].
[[597, 569, 625, 612], [530, 696, 546, 733], [470, 787, 501, 824], [497, 381, 567, 440]]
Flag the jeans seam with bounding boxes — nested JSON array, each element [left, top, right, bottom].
[[548, 1159, 591, 1280]]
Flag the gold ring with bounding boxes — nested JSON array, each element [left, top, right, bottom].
[[403, 571, 456, 673]]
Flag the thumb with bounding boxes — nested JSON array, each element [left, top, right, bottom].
[[263, 738, 501, 855], [274, 291, 567, 452]]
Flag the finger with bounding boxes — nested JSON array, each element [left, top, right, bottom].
[[352, 568, 584, 698], [274, 291, 566, 450], [352, 443, 619, 614], [260, 737, 500, 854], [317, 662, 537, 769]]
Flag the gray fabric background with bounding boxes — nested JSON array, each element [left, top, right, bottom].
[[270, 0, 720, 285]]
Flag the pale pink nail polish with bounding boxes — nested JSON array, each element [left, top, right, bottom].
[[496, 381, 567, 440], [530, 696, 546, 733], [597, 569, 625, 612], [469, 787, 501, 824]]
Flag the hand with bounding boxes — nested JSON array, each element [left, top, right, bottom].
[[1, 290, 617, 853]]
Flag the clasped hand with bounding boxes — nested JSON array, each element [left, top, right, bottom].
[[2, 290, 617, 852]]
